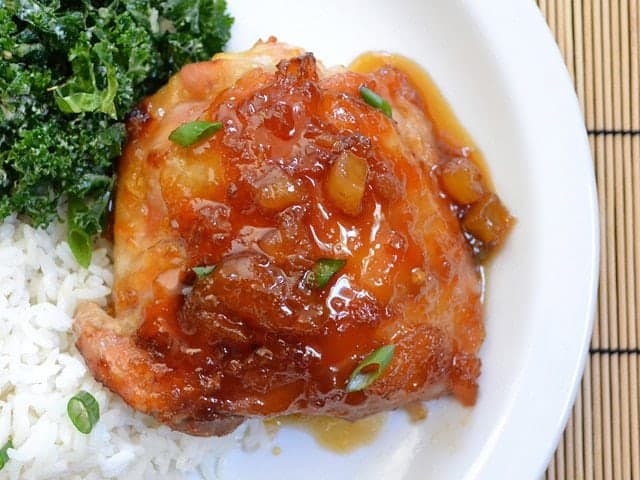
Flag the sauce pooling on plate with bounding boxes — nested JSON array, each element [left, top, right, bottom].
[[74, 39, 513, 437], [266, 413, 387, 453]]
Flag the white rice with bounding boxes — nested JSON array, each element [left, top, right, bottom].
[[0, 215, 269, 479]]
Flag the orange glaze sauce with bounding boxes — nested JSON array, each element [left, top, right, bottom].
[[136, 54, 416, 416]]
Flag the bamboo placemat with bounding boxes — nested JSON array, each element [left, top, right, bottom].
[[537, 1, 640, 478]]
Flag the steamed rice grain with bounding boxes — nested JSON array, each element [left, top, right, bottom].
[[0, 215, 268, 479]]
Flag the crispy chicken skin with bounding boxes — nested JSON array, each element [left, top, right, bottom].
[[74, 39, 485, 436]]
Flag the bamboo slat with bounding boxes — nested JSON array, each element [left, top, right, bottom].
[[537, 1, 640, 479]]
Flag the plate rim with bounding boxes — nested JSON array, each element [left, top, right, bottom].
[[459, 1, 599, 478]]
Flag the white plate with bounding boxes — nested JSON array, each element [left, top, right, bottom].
[[221, 1, 599, 479]]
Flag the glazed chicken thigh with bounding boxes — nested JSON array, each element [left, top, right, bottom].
[[74, 39, 486, 436]]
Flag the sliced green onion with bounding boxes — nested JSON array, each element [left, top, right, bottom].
[[346, 345, 395, 392], [359, 86, 392, 118], [0, 439, 12, 471], [193, 265, 216, 279], [67, 391, 100, 434], [169, 121, 223, 147], [310, 258, 346, 289], [68, 227, 92, 268]]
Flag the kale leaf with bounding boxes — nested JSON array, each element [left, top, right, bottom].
[[0, 0, 233, 263]]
